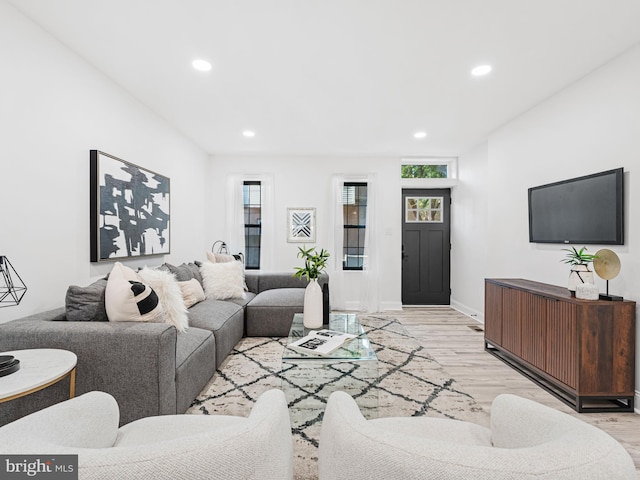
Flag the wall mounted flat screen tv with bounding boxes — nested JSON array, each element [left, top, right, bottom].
[[528, 168, 624, 245]]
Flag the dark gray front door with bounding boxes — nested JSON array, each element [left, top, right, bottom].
[[401, 188, 451, 305]]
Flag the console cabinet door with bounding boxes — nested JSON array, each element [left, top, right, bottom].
[[520, 293, 547, 371], [546, 300, 577, 389], [578, 304, 635, 396], [501, 288, 522, 356], [484, 282, 503, 345]]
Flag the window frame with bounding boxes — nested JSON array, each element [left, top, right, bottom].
[[243, 180, 261, 270], [400, 157, 459, 188], [405, 196, 444, 223], [342, 182, 367, 271]]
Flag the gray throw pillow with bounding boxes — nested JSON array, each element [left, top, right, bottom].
[[165, 262, 195, 282], [65, 278, 109, 322], [186, 262, 204, 286]]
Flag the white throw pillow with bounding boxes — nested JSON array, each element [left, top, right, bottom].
[[200, 261, 246, 300], [138, 267, 189, 333], [205, 251, 249, 291], [206, 251, 235, 263], [178, 278, 206, 308], [105, 262, 164, 323]]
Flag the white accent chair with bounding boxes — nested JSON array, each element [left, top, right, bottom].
[[0, 389, 293, 480], [319, 391, 636, 480]]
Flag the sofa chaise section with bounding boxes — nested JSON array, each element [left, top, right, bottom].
[[244, 272, 329, 336]]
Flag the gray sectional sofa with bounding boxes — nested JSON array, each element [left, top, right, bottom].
[[0, 268, 328, 426]]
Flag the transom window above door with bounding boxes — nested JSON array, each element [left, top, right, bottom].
[[401, 164, 448, 179], [405, 196, 443, 223]]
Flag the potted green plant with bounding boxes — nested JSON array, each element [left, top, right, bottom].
[[293, 245, 330, 281], [561, 246, 597, 293], [293, 246, 329, 328]]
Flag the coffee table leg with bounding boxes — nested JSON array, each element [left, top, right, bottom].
[[69, 368, 76, 399]]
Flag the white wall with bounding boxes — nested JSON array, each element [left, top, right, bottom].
[[485, 44, 640, 297], [0, 2, 209, 323], [207, 155, 403, 310], [471, 43, 640, 399], [451, 142, 488, 319]]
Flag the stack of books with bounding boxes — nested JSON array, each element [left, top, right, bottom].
[[287, 329, 357, 355]]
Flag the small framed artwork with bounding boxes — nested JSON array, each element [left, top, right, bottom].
[[90, 150, 170, 262], [287, 208, 316, 243]]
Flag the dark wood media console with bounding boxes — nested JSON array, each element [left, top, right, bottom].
[[484, 278, 636, 412]]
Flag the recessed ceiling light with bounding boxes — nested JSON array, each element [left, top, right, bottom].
[[192, 59, 212, 72], [242, 130, 256, 138], [471, 65, 492, 76], [413, 131, 427, 139]]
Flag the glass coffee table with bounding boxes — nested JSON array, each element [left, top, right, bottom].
[[281, 313, 378, 426]]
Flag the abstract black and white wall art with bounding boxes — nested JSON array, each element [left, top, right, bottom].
[[287, 207, 315, 243], [90, 150, 170, 262]]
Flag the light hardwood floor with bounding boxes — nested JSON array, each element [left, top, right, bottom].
[[394, 306, 640, 474]]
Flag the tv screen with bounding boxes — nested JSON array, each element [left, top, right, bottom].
[[528, 168, 624, 245]]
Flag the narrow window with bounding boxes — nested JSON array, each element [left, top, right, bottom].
[[243, 181, 261, 269], [401, 164, 448, 178], [343, 182, 367, 270]]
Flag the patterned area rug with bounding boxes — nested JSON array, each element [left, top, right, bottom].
[[186, 315, 488, 479]]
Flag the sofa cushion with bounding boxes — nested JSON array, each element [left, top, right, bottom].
[[244, 273, 260, 294], [105, 263, 163, 323], [258, 275, 308, 292], [245, 288, 305, 337], [65, 278, 109, 322], [187, 299, 245, 367], [175, 327, 214, 369], [249, 288, 305, 307], [225, 291, 256, 308], [174, 326, 216, 413], [253, 272, 329, 293], [187, 299, 243, 332]]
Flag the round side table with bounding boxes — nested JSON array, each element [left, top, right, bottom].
[[0, 349, 77, 403]]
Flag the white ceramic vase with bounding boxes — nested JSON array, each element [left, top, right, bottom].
[[568, 264, 595, 293], [303, 278, 323, 329]]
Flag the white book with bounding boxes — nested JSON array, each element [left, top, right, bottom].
[[287, 329, 357, 356]]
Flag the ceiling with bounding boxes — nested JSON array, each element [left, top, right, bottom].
[[8, 0, 640, 157]]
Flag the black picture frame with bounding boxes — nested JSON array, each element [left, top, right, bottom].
[[90, 150, 170, 262]]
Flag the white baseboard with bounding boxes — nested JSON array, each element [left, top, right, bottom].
[[379, 301, 403, 312], [634, 391, 640, 414], [450, 300, 483, 323], [339, 301, 403, 312], [343, 301, 361, 311]]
